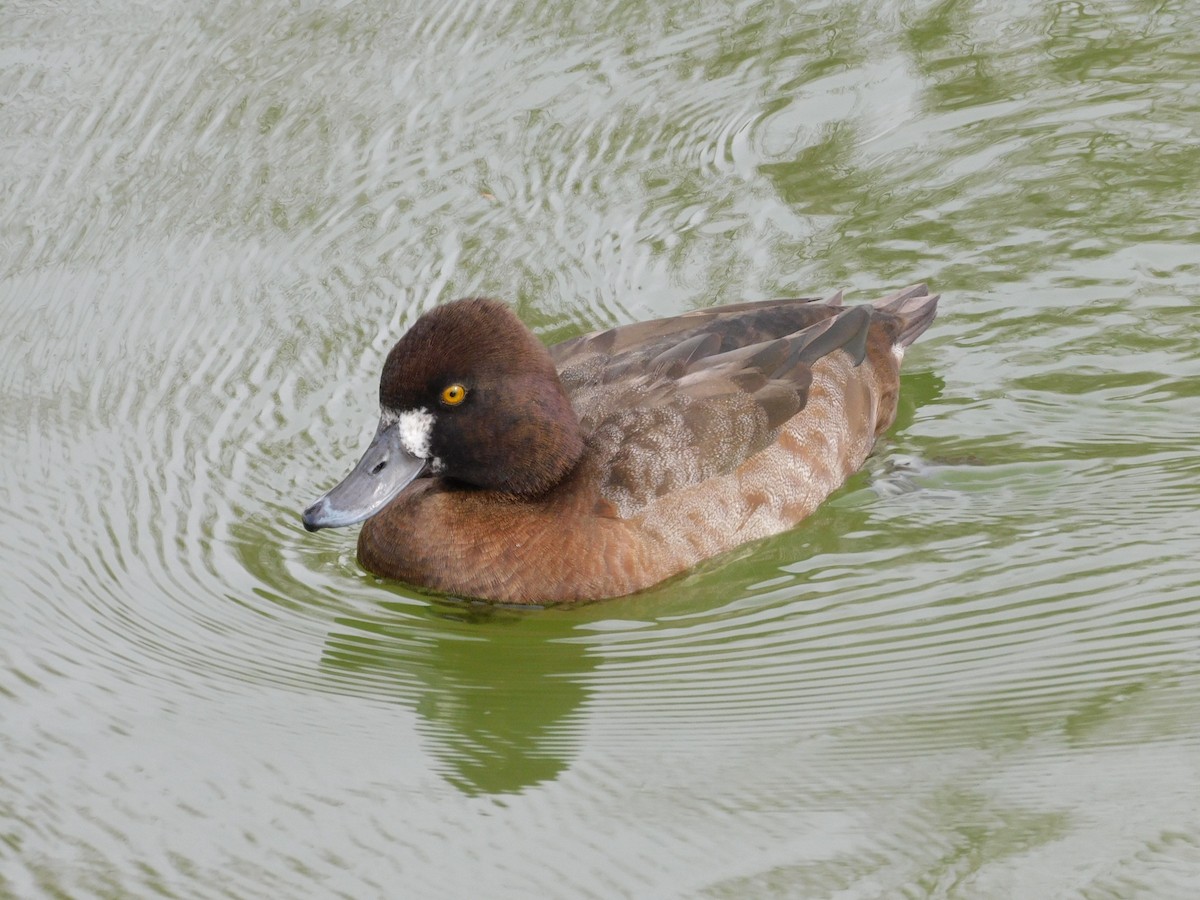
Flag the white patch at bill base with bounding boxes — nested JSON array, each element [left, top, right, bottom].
[[390, 406, 435, 458]]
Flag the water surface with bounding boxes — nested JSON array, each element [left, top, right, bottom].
[[3, 0, 1200, 896]]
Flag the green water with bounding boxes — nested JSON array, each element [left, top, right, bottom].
[[3, 0, 1200, 896]]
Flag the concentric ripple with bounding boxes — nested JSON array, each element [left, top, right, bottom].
[[3, 0, 1200, 896]]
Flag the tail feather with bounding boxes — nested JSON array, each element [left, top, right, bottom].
[[872, 283, 939, 348]]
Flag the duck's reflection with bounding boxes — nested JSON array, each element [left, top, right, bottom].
[[320, 598, 594, 795]]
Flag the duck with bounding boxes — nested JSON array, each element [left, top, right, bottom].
[[303, 284, 938, 604]]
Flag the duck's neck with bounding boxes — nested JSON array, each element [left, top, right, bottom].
[[488, 369, 585, 497]]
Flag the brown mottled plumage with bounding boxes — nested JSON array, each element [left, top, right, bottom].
[[306, 285, 939, 603]]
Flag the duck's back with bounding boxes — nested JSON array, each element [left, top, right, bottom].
[[551, 286, 936, 524]]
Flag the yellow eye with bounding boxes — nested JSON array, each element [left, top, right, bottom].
[[441, 383, 467, 406]]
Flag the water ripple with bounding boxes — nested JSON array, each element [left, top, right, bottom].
[[4, 0, 1200, 896]]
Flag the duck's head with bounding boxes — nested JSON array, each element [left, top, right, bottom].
[[303, 298, 584, 532]]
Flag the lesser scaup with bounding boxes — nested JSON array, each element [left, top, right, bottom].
[[303, 285, 938, 603]]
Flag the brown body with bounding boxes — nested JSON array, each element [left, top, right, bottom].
[[346, 285, 938, 604]]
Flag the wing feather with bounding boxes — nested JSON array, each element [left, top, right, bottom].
[[552, 296, 881, 516]]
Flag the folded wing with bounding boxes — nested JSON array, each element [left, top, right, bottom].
[[553, 294, 885, 516]]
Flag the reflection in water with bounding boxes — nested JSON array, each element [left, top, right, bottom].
[[321, 602, 593, 795], [4, 0, 1200, 895]]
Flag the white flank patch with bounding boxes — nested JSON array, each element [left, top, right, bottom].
[[391, 406, 435, 458]]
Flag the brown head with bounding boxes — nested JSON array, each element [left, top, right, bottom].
[[379, 298, 584, 494], [302, 298, 584, 532]]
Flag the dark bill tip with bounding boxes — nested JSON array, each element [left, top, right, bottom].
[[302, 500, 331, 532]]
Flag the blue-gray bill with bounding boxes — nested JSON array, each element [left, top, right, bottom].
[[302, 419, 426, 531]]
